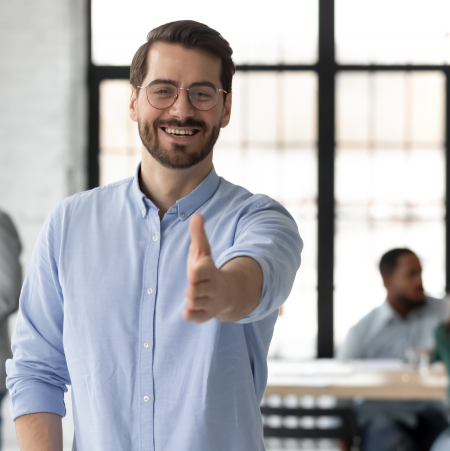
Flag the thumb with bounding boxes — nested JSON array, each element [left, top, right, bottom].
[[189, 214, 211, 257]]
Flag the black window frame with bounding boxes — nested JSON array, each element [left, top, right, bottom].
[[87, 0, 450, 357]]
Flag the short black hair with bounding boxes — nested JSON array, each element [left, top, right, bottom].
[[379, 248, 415, 277]]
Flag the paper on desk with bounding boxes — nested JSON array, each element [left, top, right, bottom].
[[267, 375, 332, 387], [267, 359, 353, 379], [348, 359, 406, 372]]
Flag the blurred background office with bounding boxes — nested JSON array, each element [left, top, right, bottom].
[[1, 0, 450, 450]]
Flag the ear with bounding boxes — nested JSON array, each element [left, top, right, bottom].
[[382, 275, 390, 290], [220, 91, 232, 129], [130, 85, 138, 123]]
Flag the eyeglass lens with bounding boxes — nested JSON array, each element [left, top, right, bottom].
[[145, 83, 220, 111]]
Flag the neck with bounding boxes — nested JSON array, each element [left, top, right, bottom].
[[139, 149, 213, 220], [386, 294, 424, 319], [387, 295, 409, 318]]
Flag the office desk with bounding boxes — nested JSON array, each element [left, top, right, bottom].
[[265, 359, 448, 400]]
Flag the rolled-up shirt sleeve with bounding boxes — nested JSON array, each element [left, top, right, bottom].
[[6, 205, 70, 420], [215, 197, 302, 324]]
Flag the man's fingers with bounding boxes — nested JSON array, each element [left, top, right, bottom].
[[182, 309, 212, 324], [189, 214, 211, 257], [185, 281, 212, 301], [185, 296, 209, 311], [188, 257, 215, 284]]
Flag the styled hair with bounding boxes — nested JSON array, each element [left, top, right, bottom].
[[379, 248, 415, 277], [130, 20, 235, 98]]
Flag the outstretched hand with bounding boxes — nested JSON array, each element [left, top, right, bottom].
[[183, 213, 263, 324], [183, 214, 228, 323]]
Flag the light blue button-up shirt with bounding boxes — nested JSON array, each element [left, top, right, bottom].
[[6, 166, 302, 451]]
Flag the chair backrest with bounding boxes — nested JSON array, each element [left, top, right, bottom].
[[260, 406, 360, 450]]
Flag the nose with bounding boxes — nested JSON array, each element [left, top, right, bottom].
[[168, 88, 195, 120]]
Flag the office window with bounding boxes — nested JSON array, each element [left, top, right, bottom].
[[334, 71, 446, 347], [335, 0, 450, 64], [99, 81, 141, 185], [92, 0, 318, 65]]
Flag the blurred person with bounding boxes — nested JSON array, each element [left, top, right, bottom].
[[6, 21, 302, 451], [0, 209, 22, 450], [337, 248, 448, 451]]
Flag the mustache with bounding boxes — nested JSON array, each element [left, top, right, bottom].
[[153, 117, 208, 131]]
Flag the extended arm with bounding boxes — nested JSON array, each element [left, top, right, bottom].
[[15, 413, 62, 451], [184, 216, 263, 322]]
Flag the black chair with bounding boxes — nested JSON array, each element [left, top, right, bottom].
[[261, 405, 360, 451]]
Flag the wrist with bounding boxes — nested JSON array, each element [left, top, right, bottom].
[[214, 269, 240, 322]]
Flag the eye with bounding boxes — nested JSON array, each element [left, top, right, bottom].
[[150, 84, 177, 96], [155, 89, 171, 95], [196, 90, 212, 99]]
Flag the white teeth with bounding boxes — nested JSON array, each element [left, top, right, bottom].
[[165, 128, 194, 136]]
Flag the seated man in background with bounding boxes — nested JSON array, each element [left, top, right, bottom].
[[337, 248, 448, 451]]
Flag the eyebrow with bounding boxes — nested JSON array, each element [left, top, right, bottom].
[[147, 79, 219, 89], [147, 79, 178, 87]]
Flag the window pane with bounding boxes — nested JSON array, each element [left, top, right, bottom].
[[92, 0, 318, 65], [336, 0, 450, 64], [99, 72, 318, 358], [335, 71, 445, 349], [216, 72, 318, 359], [99, 81, 141, 186]]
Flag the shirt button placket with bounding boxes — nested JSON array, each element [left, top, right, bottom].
[[140, 210, 161, 450]]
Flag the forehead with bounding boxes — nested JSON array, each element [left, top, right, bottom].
[[397, 253, 421, 270], [144, 42, 222, 86]]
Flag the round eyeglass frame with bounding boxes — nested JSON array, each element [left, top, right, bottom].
[[137, 82, 227, 112]]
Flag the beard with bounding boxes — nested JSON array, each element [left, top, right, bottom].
[[398, 293, 426, 312], [138, 116, 221, 170]]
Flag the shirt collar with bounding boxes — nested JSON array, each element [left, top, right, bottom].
[[175, 166, 220, 221], [375, 298, 430, 328], [132, 163, 220, 220]]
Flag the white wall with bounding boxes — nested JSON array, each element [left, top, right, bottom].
[[0, 0, 87, 266], [0, 0, 87, 448]]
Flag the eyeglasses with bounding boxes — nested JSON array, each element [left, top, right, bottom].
[[137, 81, 227, 111]]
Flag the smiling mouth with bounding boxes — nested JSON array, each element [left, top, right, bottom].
[[162, 127, 201, 137]]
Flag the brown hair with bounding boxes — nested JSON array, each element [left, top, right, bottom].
[[130, 20, 235, 99]]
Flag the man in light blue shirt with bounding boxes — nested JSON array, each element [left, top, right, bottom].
[[6, 21, 302, 451], [337, 248, 448, 451]]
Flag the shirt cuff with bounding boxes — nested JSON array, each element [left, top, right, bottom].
[[9, 380, 66, 420], [216, 251, 272, 324]]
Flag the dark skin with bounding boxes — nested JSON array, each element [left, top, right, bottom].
[[382, 252, 425, 319]]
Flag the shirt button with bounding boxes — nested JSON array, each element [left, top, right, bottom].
[[147, 288, 153, 295], [144, 342, 149, 348], [141, 208, 146, 215], [170, 207, 177, 213], [152, 236, 158, 242], [143, 396, 149, 403], [180, 212, 187, 219]]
